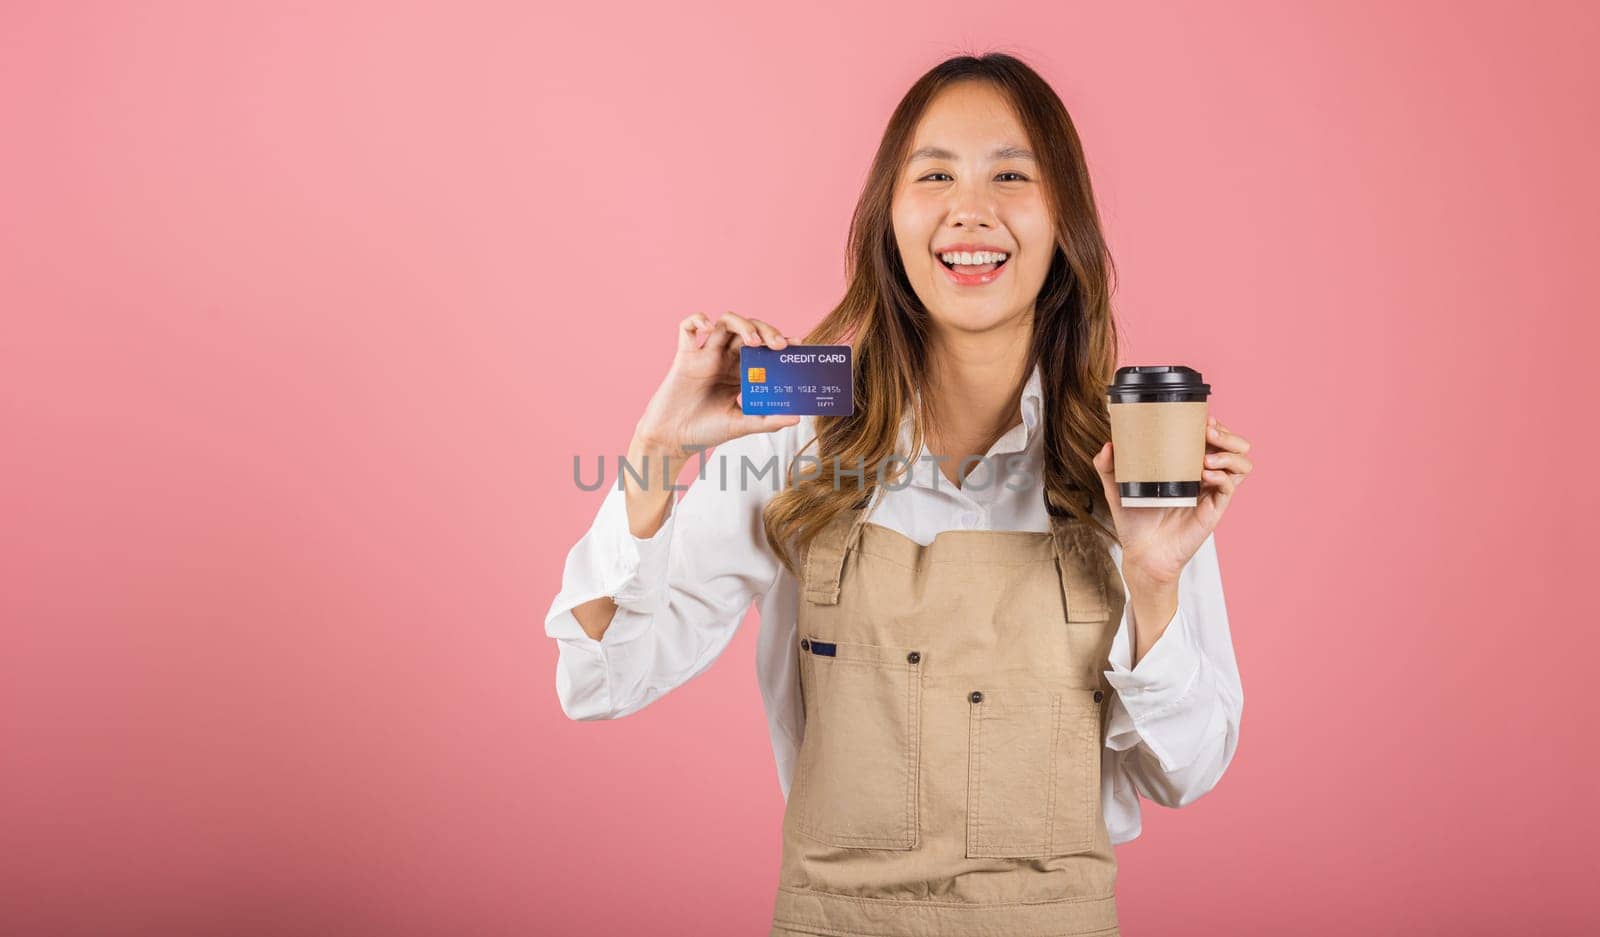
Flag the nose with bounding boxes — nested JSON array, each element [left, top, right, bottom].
[[946, 180, 996, 231]]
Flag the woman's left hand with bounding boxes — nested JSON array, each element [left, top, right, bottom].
[[1092, 414, 1253, 586]]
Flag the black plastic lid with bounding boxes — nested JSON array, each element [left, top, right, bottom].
[[1107, 365, 1209, 401]]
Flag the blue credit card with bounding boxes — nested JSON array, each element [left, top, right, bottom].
[[740, 344, 854, 416]]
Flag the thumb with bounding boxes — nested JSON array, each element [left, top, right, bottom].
[[726, 413, 802, 440], [1092, 441, 1119, 508]]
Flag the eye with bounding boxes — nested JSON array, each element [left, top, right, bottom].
[[915, 171, 1030, 183]]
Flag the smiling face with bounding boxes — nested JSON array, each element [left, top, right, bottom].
[[891, 81, 1055, 337]]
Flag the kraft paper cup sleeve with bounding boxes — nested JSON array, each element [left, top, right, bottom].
[[1107, 401, 1208, 484]]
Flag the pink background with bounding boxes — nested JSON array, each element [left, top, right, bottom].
[[3, 1, 1595, 934]]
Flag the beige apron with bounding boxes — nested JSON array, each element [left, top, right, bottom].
[[770, 488, 1127, 937]]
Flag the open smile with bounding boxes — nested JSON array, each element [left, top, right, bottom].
[[938, 252, 1010, 286]]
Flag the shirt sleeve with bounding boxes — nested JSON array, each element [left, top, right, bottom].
[[1100, 530, 1244, 809], [542, 428, 787, 721]]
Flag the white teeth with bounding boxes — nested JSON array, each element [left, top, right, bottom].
[[939, 250, 1008, 265]]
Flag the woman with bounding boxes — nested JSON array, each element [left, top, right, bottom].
[[546, 53, 1251, 936]]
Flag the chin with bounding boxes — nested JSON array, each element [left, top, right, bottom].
[[928, 307, 1020, 333]]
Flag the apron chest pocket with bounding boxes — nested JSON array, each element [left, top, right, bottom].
[[793, 637, 922, 850], [965, 687, 1100, 859]]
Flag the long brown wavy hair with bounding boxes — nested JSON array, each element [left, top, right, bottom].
[[762, 52, 1123, 574]]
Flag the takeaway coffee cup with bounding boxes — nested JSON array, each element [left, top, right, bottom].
[[1107, 366, 1212, 507]]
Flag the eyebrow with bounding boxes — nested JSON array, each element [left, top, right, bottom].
[[907, 144, 1037, 163]]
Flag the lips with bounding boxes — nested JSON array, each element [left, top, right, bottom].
[[938, 252, 1009, 286]]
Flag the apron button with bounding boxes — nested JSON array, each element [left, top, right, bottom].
[[800, 639, 810, 651], [1093, 690, 1104, 703], [907, 651, 920, 664], [969, 691, 984, 704]]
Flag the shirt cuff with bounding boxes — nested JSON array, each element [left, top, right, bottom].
[[542, 485, 677, 649], [601, 483, 677, 614], [1102, 604, 1215, 772]]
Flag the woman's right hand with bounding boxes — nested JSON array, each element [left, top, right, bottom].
[[576, 312, 801, 635], [631, 311, 802, 463]]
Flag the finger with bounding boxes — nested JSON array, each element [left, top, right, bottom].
[[746, 318, 789, 349], [678, 312, 711, 351], [1092, 441, 1121, 514], [726, 412, 802, 438], [1196, 472, 1231, 531], [1206, 420, 1251, 455], [717, 311, 762, 347], [701, 313, 742, 354], [1202, 451, 1253, 476], [1196, 477, 1230, 528], [1202, 468, 1239, 496], [1215, 419, 1250, 454]]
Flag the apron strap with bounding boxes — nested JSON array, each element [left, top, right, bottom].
[[1049, 488, 1115, 621], [801, 493, 873, 606]]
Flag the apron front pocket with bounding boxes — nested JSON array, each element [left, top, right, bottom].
[[793, 637, 922, 850], [965, 687, 1100, 859]]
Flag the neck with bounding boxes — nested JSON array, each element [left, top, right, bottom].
[[923, 314, 1032, 458]]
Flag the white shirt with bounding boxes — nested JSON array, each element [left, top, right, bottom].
[[544, 364, 1244, 845]]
